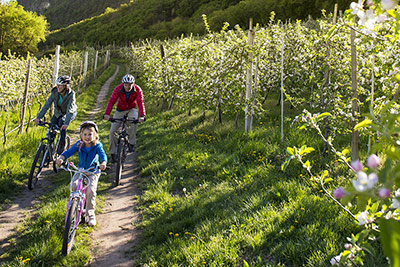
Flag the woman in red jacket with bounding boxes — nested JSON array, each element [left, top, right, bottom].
[[103, 74, 146, 162]]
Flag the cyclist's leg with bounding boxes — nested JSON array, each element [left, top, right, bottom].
[[126, 108, 138, 147], [69, 173, 80, 192], [56, 116, 67, 154], [85, 172, 100, 226], [109, 110, 126, 155]]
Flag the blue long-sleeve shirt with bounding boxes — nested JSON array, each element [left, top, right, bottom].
[[61, 141, 107, 170]]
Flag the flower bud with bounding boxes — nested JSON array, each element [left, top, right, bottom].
[[333, 187, 346, 199], [367, 154, 380, 169], [344, 243, 353, 250], [366, 0, 373, 6], [351, 160, 363, 172], [378, 188, 391, 199]]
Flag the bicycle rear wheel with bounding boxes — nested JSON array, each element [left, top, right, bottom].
[[115, 138, 124, 186], [28, 144, 46, 190], [62, 197, 79, 255]]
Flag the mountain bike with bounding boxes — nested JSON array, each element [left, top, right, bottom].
[[109, 116, 139, 186], [60, 161, 105, 255], [28, 121, 70, 190]]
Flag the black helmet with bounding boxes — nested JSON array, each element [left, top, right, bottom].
[[80, 121, 98, 133], [56, 75, 71, 85]]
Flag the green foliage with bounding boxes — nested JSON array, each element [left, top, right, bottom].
[[41, 0, 353, 48], [0, 1, 48, 55]]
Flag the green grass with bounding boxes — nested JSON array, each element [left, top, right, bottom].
[[133, 103, 387, 266], [0, 62, 387, 266], [0, 62, 120, 266]]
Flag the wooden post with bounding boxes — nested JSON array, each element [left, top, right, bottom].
[[245, 18, 255, 132], [94, 50, 99, 79], [83, 51, 89, 88], [69, 61, 73, 78], [351, 24, 359, 160], [280, 31, 285, 144], [51, 45, 60, 117], [19, 59, 31, 134], [368, 44, 375, 154], [52, 45, 60, 86], [3, 108, 8, 144]]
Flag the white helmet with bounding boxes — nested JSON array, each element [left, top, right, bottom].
[[122, 74, 135, 84]]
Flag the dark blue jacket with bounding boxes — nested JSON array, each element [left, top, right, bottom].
[[61, 141, 107, 170]]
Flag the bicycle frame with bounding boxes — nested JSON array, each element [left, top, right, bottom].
[[61, 161, 103, 255], [109, 116, 139, 185]]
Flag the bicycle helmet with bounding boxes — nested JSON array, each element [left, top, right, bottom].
[[80, 121, 98, 133], [122, 74, 135, 84], [55, 75, 71, 85]]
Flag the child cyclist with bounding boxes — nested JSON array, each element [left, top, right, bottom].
[[56, 121, 107, 226]]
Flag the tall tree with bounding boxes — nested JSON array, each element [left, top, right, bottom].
[[0, 1, 48, 55]]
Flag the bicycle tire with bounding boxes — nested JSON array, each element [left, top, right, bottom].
[[28, 144, 46, 190], [62, 198, 79, 255], [115, 138, 123, 186]]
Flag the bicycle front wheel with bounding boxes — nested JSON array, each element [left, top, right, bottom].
[[115, 138, 124, 186], [62, 197, 79, 255], [28, 144, 46, 190]]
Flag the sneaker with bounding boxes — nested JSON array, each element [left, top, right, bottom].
[[128, 143, 135, 152], [87, 210, 96, 226], [110, 154, 116, 163]]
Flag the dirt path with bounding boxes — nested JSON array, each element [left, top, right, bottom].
[[85, 64, 141, 266], [87, 155, 141, 267], [0, 172, 53, 256]]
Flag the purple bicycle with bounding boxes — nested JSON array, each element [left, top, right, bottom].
[[60, 161, 105, 255]]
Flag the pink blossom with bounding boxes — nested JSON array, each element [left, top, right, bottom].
[[367, 154, 381, 169], [351, 160, 363, 172], [344, 243, 353, 250], [378, 188, 391, 198], [366, 0, 373, 6], [333, 187, 346, 199]]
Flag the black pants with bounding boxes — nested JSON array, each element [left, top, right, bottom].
[[50, 115, 67, 154]]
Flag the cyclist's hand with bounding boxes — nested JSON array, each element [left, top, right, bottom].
[[61, 124, 68, 130], [139, 117, 145, 123], [100, 162, 107, 171], [56, 157, 64, 166], [34, 118, 40, 125], [103, 114, 110, 121]]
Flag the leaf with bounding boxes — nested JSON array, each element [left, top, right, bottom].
[[287, 147, 295, 156], [342, 149, 350, 155], [324, 178, 333, 183], [316, 112, 331, 121], [325, 25, 336, 41], [243, 260, 250, 267], [354, 119, 373, 130], [379, 219, 400, 267], [281, 156, 293, 171]]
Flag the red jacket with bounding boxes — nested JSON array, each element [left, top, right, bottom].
[[104, 83, 146, 117]]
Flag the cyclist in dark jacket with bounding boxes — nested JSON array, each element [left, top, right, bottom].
[[34, 75, 77, 154]]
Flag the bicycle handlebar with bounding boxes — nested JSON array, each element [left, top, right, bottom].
[[109, 118, 139, 123], [37, 120, 60, 130], [60, 161, 105, 175]]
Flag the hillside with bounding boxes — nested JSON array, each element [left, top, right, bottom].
[[16, 0, 130, 30], [37, 0, 352, 49]]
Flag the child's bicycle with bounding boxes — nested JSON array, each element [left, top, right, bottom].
[[60, 161, 105, 255], [28, 121, 70, 190], [109, 116, 139, 186]]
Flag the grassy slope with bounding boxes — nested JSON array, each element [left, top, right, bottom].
[[0, 63, 120, 266], [132, 97, 387, 266], [0, 62, 388, 266]]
